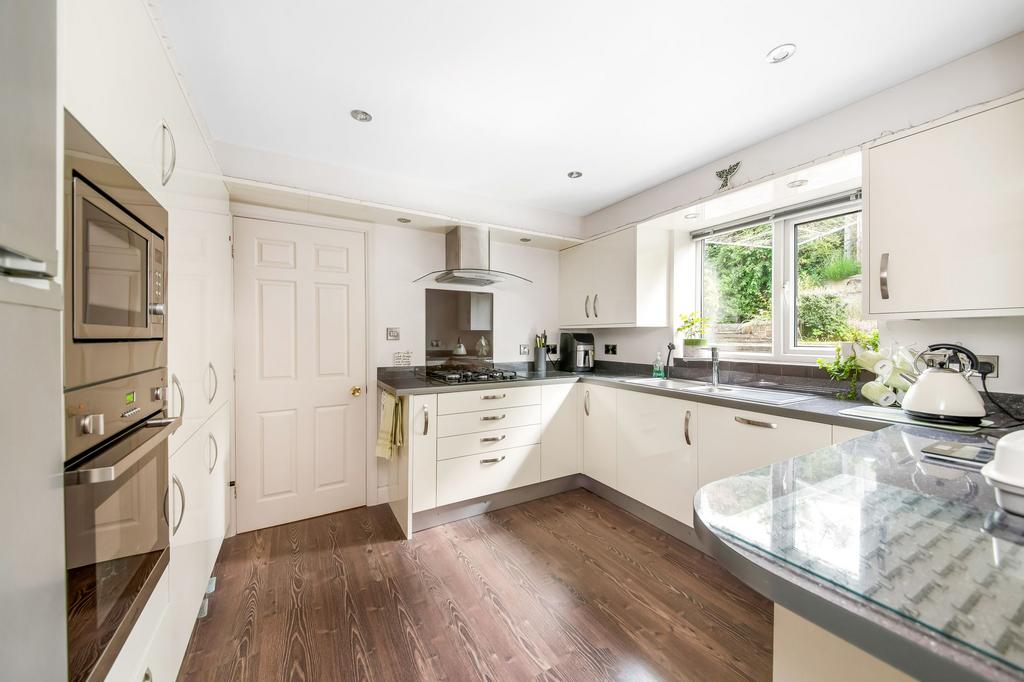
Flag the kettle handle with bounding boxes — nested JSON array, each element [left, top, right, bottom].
[[917, 343, 980, 374]]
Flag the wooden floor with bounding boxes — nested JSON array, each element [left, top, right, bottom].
[[179, 489, 773, 681]]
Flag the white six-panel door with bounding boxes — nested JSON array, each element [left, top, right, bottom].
[[233, 217, 367, 532]]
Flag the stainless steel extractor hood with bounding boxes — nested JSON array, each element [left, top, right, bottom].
[[414, 225, 532, 286]]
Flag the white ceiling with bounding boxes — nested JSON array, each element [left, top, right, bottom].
[[158, 1, 1024, 220]]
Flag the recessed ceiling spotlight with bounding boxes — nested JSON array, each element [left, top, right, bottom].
[[567, 171, 583, 179], [350, 109, 373, 122], [519, 237, 532, 243], [766, 43, 797, 64], [397, 217, 411, 223], [787, 179, 808, 188], [684, 212, 700, 219]]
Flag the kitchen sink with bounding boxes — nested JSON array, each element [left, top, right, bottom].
[[621, 377, 814, 405], [622, 378, 707, 390]]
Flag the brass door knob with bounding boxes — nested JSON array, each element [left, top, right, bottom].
[[350, 386, 362, 397]]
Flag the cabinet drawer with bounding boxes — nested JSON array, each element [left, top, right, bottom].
[[698, 405, 830, 486], [437, 386, 541, 415], [436, 444, 541, 506], [437, 425, 542, 461], [437, 404, 541, 437]]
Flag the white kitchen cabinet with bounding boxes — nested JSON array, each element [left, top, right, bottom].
[[832, 425, 871, 445], [63, 0, 227, 210], [410, 394, 438, 513], [436, 445, 541, 507], [863, 93, 1024, 318], [581, 383, 617, 487], [541, 383, 580, 481], [103, 572, 171, 682], [617, 391, 699, 526], [168, 209, 233, 451], [698, 404, 831, 486], [167, 406, 229, 676], [437, 385, 541, 414], [558, 226, 669, 328]]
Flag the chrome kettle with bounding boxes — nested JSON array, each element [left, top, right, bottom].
[[901, 343, 986, 425]]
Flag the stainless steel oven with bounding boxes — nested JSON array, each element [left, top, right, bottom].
[[64, 369, 180, 682], [64, 112, 168, 390]]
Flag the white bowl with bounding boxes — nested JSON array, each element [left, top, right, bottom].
[[988, 431, 1024, 484]]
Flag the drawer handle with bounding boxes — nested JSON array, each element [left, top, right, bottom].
[[481, 393, 507, 400], [481, 456, 506, 464], [480, 414, 507, 421], [480, 435, 507, 443], [734, 416, 777, 429], [684, 409, 692, 445]]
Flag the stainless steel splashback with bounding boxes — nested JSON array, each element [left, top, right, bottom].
[[425, 288, 494, 365]]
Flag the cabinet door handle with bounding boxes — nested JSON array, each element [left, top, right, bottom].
[[593, 293, 599, 318], [161, 120, 177, 186], [480, 435, 507, 443], [423, 405, 430, 436], [585, 295, 590, 319], [879, 252, 890, 300], [172, 373, 185, 421], [481, 393, 507, 400], [684, 409, 692, 445], [208, 362, 218, 404], [584, 389, 591, 416], [172, 474, 186, 535], [734, 416, 777, 429], [208, 433, 219, 473], [480, 414, 506, 421], [480, 456, 506, 464]]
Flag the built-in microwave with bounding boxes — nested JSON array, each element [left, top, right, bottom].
[[64, 112, 169, 390], [71, 173, 165, 341]]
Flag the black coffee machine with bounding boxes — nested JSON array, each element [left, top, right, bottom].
[[558, 332, 595, 373]]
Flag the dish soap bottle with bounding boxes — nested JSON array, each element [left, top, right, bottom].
[[652, 351, 665, 378]]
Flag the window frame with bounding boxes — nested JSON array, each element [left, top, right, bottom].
[[696, 198, 864, 365]]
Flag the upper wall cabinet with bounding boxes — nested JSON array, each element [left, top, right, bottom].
[[559, 226, 669, 328], [863, 93, 1024, 319], [63, 0, 227, 210]]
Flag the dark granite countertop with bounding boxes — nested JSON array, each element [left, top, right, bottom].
[[694, 423, 1024, 681], [376, 367, 579, 395]]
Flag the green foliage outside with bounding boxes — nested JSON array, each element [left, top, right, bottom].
[[797, 293, 849, 343], [820, 255, 861, 282], [703, 226, 772, 323]]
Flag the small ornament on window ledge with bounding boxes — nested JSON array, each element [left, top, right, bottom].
[[715, 161, 741, 191]]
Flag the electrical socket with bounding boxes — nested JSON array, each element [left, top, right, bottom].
[[519, 344, 529, 356], [604, 344, 617, 355], [546, 344, 558, 355], [977, 354, 999, 378]]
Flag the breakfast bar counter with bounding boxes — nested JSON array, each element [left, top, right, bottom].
[[694, 422, 1024, 681]]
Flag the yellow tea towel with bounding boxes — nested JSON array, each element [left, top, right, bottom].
[[376, 391, 404, 459]]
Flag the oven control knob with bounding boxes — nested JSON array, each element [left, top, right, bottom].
[[148, 303, 166, 316], [80, 413, 105, 436]]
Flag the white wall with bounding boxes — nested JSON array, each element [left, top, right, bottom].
[[577, 32, 1024, 393], [583, 32, 1024, 237], [371, 224, 560, 368]]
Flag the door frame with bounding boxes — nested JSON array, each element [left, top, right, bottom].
[[226, 202, 379, 537]]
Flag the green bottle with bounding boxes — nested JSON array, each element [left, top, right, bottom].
[[652, 351, 665, 378]]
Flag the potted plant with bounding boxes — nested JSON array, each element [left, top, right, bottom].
[[817, 328, 880, 400], [677, 312, 710, 358]]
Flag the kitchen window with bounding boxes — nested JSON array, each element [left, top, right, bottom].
[[695, 192, 875, 362]]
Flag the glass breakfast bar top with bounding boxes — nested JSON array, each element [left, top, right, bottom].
[[694, 424, 1024, 676]]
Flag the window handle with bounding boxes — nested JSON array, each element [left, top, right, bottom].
[[879, 252, 890, 300]]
